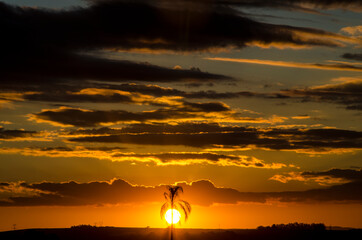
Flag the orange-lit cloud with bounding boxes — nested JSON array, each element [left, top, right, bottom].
[[0, 92, 24, 108], [206, 58, 362, 72], [340, 25, 362, 36], [19, 83, 260, 103], [270, 172, 350, 186], [28, 103, 284, 127], [0, 147, 286, 169], [24, 88, 183, 106], [291, 115, 311, 120], [246, 27, 360, 49], [270, 168, 362, 186]]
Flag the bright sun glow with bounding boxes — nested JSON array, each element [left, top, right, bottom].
[[165, 209, 181, 225]]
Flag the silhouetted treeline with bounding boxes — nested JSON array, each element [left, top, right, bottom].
[[0, 225, 361, 240], [257, 222, 326, 231]]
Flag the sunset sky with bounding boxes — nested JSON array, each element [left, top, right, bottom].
[[0, 0, 361, 231]]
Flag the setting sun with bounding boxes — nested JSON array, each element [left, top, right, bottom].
[[165, 209, 181, 225], [0, 0, 361, 235]]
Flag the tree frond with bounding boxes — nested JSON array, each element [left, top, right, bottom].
[[164, 192, 169, 200], [176, 200, 191, 222], [179, 200, 191, 213], [177, 203, 189, 221], [160, 202, 170, 219], [172, 186, 183, 199]]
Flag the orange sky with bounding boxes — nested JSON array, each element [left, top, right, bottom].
[[1, 202, 361, 231], [0, 0, 361, 231]]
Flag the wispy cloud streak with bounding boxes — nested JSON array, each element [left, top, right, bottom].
[[206, 58, 362, 72]]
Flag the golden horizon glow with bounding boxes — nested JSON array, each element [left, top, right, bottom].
[[165, 209, 181, 225]]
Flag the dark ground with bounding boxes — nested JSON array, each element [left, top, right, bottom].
[[0, 226, 361, 240]]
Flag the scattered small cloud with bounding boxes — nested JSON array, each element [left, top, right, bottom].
[[0, 128, 46, 141], [271, 168, 362, 186], [340, 25, 362, 36]]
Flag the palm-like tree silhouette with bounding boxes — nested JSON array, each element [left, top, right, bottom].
[[160, 185, 191, 240]]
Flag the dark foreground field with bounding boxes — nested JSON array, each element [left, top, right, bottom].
[[1, 226, 361, 240]]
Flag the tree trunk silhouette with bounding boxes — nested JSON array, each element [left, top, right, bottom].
[[160, 185, 191, 240], [171, 200, 174, 240]]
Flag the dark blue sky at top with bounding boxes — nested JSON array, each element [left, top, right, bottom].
[[1, 0, 85, 9]]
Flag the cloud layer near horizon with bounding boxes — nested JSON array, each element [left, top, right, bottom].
[[0, 168, 360, 206]]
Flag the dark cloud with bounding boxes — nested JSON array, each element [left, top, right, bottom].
[[1, 0, 351, 63], [33, 108, 196, 127], [0, 179, 262, 206], [67, 123, 362, 152], [281, 80, 362, 111], [87, 1, 362, 13], [342, 53, 362, 61], [32, 102, 231, 127], [24, 89, 134, 103], [70, 131, 362, 150], [0, 0, 356, 97], [301, 168, 362, 181], [0, 128, 39, 140], [67, 122, 238, 135], [108, 83, 258, 99], [21, 78, 359, 114], [1, 169, 361, 206], [1, 0, 232, 86], [18, 83, 259, 104], [1, 53, 228, 84], [0, 146, 280, 168], [269, 181, 362, 203], [9, 79, 362, 112], [70, 129, 265, 148], [182, 101, 230, 112]]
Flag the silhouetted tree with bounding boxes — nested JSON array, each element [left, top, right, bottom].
[[160, 185, 191, 240], [257, 222, 326, 232]]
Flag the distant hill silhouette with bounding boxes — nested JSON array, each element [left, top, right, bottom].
[[0, 224, 361, 240]]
